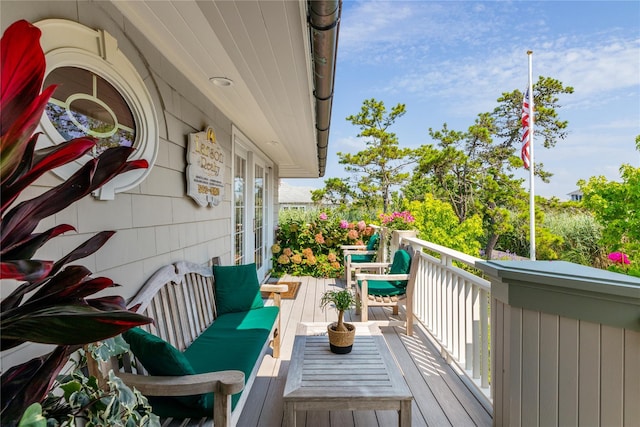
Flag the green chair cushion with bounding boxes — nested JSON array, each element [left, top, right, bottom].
[[390, 249, 411, 275], [121, 327, 202, 408], [213, 263, 264, 315], [358, 279, 407, 296], [366, 233, 379, 251], [350, 253, 376, 263]]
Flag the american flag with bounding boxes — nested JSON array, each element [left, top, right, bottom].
[[521, 88, 532, 169]]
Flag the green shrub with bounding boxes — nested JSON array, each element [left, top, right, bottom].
[[544, 212, 605, 266]]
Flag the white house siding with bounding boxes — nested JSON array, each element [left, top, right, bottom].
[[1, 1, 276, 369]]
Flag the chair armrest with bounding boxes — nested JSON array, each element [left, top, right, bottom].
[[351, 262, 391, 269], [116, 370, 245, 396], [356, 273, 410, 282], [260, 284, 288, 293], [343, 250, 377, 256], [341, 245, 367, 250]]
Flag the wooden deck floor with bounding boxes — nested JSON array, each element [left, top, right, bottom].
[[238, 275, 493, 427]]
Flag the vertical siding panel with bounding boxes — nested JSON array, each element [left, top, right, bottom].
[[521, 309, 540, 427], [509, 306, 522, 427], [558, 317, 579, 427], [579, 321, 600, 426], [600, 325, 624, 426], [624, 329, 640, 426], [539, 312, 559, 427]]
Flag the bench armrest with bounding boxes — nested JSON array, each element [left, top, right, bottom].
[[116, 370, 245, 396], [260, 284, 288, 293]]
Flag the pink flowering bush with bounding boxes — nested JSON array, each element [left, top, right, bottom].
[[379, 210, 415, 231], [272, 211, 376, 278], [606, 251, 640, 277], [608, 251, 630, 265]]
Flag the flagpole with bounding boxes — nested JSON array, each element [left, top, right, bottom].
[[528, 50, 536, 261]]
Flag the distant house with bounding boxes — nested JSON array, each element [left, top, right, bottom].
[[568, 189, 583, 201], [278, 182, 317, 211]]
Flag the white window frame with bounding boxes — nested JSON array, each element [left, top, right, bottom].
[[35, 19, 158, 200], [232, 126, 274, 280]]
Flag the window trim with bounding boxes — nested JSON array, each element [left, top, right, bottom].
[[35, 19, 158, 200]]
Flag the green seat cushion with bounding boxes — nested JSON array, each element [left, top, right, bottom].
[[121, 327, 202, 408], [366, 233, 379, 251], [350, 253, 376, 263], [213, 263, 264, 315], [183, 308, 277, 411], [358, 279, 407, 296], [210, 305, 279, 333], [124, 308, 279, 419]]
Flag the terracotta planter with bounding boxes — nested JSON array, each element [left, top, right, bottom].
[[327, 322, 356, 354]]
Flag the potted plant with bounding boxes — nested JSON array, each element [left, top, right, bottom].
[[319, 289, 357, 354]]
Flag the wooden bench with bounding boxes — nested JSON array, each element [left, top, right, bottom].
[[90, 261, 286, 427]]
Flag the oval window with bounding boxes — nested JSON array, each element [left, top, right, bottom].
[[44, 66, 136, 156]]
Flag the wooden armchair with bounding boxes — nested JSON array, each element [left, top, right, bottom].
[[341, 232, 380, 287], [355, 247, 418, 335]]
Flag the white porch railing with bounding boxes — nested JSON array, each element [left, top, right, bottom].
[[397, 234, 492, 407]]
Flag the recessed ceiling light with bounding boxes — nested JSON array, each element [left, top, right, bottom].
[[210, 77, 234, 87]]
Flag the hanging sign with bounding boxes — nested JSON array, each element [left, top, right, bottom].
[[186, 126, 225, 207]]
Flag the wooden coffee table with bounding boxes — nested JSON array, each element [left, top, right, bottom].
[[283, 322, 412, 426]]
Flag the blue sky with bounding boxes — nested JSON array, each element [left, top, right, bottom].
[[286, 0, 640, 200]]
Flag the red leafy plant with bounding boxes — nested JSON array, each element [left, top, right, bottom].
[[0, 20, 152, 424]]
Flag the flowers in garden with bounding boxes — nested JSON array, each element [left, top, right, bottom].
[[271, 212, 377, 278], [608, 251, 630, 265], [379, 211, 415, 230]]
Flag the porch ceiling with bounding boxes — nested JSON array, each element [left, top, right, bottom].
[[110, 0, 324, 178]]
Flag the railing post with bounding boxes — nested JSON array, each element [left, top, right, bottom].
[[478, 260, 640, 427]]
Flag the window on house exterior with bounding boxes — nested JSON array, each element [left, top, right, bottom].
[[35, 19, 158, 200], [44, 67, 136, 157]]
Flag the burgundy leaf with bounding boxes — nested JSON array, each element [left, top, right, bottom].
[[0, 345, 79, 423], [1, 224, 75, 260], [0, 158, 96, 248], [1, 85, 57, 184], [87, 295, 127, 311], [0, 260, 53, 281], [1, 304, 152, 345], [49, 231, 115, 277], [1, 137, 96, 213], [55, 276, 115, 300], [0, 20, 45, 135], [27, 265, 92, 303]]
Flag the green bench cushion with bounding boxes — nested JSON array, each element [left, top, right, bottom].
[[125, 306, 279, 419], [213, 263, 264, 315], [121, 327, 202, 409]]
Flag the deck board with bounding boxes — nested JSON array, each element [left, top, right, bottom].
[[237, 276, 492, 427]]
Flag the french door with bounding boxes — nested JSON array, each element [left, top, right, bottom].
[[233, 131, 272, 281]]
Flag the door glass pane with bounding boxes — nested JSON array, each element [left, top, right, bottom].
[[235, 155, 246, 265], [254, 165, 264, 269]]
